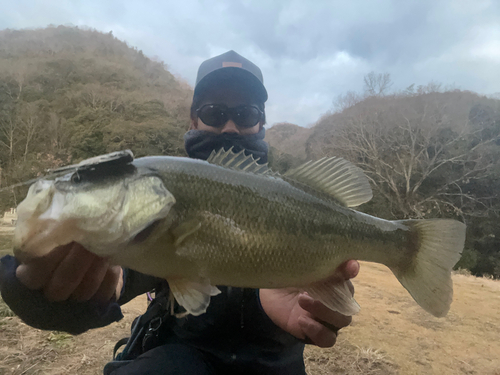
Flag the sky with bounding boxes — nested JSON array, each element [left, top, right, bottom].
[[1, 0, 499, 127]]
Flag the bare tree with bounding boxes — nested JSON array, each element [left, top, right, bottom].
[[0, 118, 18, 165], [363, 72, 393, 97], [416, 81, 442, 95], [0, 61, 37, 100], [333, 90, 364, 112], [18, 102, 42, 161], [80, 84, 124, 112], [312, 93, 500, 219]]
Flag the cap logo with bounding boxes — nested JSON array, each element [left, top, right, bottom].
[[222, 62, 243, 68]]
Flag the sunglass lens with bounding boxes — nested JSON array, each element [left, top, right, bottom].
[[234, 106, 261, 128], [199, 106, 227, 128]]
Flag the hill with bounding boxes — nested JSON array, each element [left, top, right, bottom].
[[266, 122, 312, 159], [0, 26, 193, 210], [270, 91, 500, 278]]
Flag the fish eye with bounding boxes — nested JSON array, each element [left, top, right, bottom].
[[71, 172, 82, 184]]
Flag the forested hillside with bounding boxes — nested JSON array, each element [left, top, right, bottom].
[[0, 26, 192, 210], [0, 26, 498, 277], [266, 122, 311, 159], [265, 122, 312, 173], [272, 87, 500, 278]]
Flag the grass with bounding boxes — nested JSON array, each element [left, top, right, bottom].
[[47, 332, 74, 349], [0, 236, 12, 249], [0, 297, 15, 318], [304, 341, 398, 375], [453, 268, 472, 276], [0, 234, 13, 258]]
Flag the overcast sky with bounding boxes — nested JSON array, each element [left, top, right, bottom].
[[1, 0, 499, 126]]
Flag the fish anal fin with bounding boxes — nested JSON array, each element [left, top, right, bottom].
[[168, 278, 221, 316], [303, 277, 360, 316], [284, 157, 372, 207]]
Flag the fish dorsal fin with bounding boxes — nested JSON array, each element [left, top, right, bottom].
[[207, 147, 276, 175], [284, 157, 372, 207]]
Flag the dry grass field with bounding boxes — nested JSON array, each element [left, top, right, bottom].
[[0, 230, 499, 375]]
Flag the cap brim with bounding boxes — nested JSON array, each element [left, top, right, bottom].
[[194, 68, 268, 103]]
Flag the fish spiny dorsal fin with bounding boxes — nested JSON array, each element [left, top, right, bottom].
[[284, 157, 373, 207], [207, 147, 278, 176]]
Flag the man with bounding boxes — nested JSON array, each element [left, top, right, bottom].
[[1, 50, 359, 374]]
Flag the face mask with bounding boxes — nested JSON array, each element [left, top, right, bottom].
[[183, 127, 268, 164]]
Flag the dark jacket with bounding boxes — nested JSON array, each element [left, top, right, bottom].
[[116, 270, 306, 373]]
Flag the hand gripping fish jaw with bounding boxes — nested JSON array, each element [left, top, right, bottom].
[[14, 151, 176, 261]]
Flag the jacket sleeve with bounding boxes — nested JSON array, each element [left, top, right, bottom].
[[0, 255, 160, 335], [117, 268, 164, 305]]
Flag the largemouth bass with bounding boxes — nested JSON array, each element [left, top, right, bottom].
[[13, 149, 465, 317]]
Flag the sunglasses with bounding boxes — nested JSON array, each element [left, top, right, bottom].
[[196, 104, 263, 129]]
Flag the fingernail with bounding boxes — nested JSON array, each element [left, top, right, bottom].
[[298, 293, 314, 308], [346, 261, 359, 278], [15, 264, 27, 280]]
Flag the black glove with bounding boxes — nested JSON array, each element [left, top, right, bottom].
[[0, 255, 123, 335]]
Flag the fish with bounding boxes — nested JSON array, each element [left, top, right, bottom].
[[12, 149, 465, 317]]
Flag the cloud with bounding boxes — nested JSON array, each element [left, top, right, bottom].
[[1, 0, 499, 126]]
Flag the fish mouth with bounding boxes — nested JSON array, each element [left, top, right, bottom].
[[131, 219, 163, 244], [12, 179, 78, 261], [13, 173, 176, 260], [13, 218, 83, 262]]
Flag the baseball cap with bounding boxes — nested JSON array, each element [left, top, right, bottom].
[[194, 50, 268, 103]]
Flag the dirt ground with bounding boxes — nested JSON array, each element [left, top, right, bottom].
[[1, 231, 499, 374]]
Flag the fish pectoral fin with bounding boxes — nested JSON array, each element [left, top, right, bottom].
[[168, 278, 221, 316], [172, 219, 202, 246], [303, 278, 360, 316]]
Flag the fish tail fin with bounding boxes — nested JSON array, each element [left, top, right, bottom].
[[393, 219, 465, 317]]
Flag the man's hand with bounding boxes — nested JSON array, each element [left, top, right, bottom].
[[259, 260, 359, 348], [16, 242, 123, 303]]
